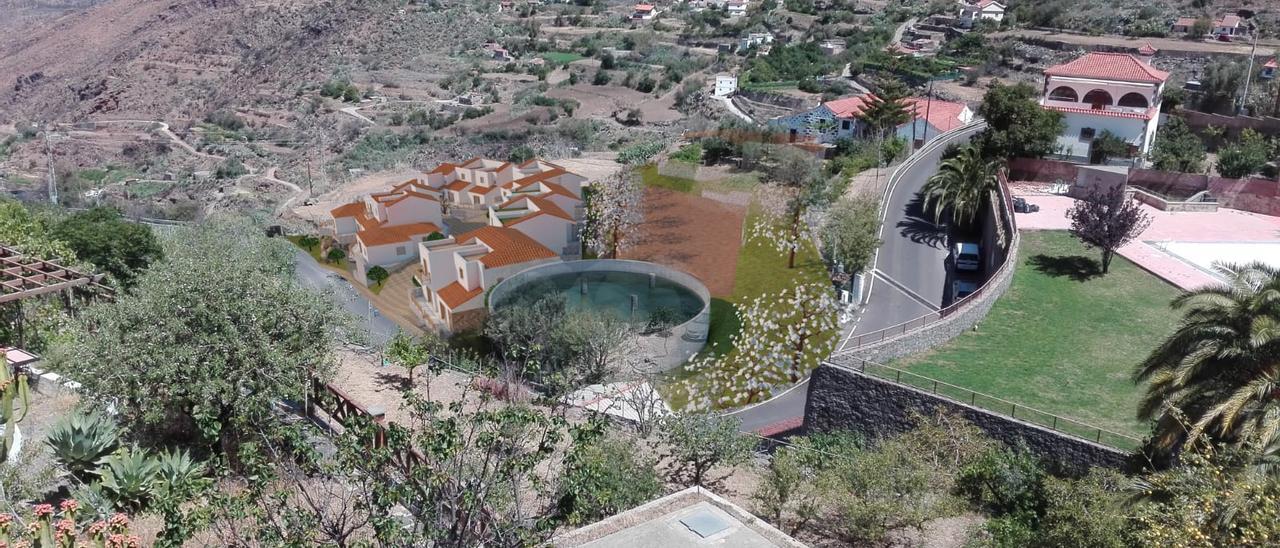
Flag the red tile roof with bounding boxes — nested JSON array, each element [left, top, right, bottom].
[[823, 94, 878, 118], [443, 179, 470, 192], [1041, 103, 1158, 120], [1266, 58, 1278, 69], [428, 163, 457, 175], [1137, 43, 1158, 55], [456, 226, 557, 268], [634, 4, 654, 10], [387, 189, 440, 205], [331, 202, 365, 218], [1173, 16, 1198, 27], [1044, 52, 1170, 83], [904, 97, 969, 132], [1216, 14, 1241, 27], [436, 281, 483, 309], [357, 222, 441, 247]]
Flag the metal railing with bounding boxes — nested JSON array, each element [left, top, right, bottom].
[[845, 358, 1142, 450], [838, 168, 1019, 351]]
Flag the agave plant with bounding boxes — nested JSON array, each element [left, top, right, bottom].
[[154, 448, 210, 500], [1, 363, 31, 464], [45, 410, 120, 480], [95, 446, 160, 512]]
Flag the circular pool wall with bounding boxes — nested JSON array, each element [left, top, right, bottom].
[[488, 260, 711, 371]]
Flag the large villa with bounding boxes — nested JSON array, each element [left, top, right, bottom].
[[329, 157, 589, 330], [1039, 51, 1170, 163]]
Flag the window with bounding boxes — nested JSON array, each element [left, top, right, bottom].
[[473, 195, 481, 205], [841, 120, 851, 130], [1117, 92, 1149, 108], [1047, 86, 1078, 102], [568, 223, 580, 243], [396, 246, 406, 256], [1082, 89, 1114, 107], [458, 267, 464, 279], [1079, 127, 1096, 141]]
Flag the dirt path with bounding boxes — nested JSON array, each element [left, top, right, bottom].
[[621, 187, 746, 297], [993, 29, 1276, 57]]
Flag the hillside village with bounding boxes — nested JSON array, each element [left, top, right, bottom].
[[4, 0, 1280, 546]]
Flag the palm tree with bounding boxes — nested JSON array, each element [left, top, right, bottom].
[[1134, 262, 1280, 459], [920, 144, 999, 227]]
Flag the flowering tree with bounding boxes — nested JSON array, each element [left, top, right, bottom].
[[1, 501, 139, 548], [583, 169, 644, 258], [678, 283, 838, 409], [1066, 185, 1152, 274]]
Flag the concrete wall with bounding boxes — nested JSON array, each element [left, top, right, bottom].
[[803, 363, 1131, 472], [830, 228, 1019, 365], [1181, 109, 1280, 140], [488, 259, 712, 370], [1008, 157, 1081, 182]]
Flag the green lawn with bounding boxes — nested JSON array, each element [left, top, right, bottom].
[[542, 51, 585, 64], [640, 166, 832, 409], [894, 231, 1183, 441], [286, 235, 349, 272]]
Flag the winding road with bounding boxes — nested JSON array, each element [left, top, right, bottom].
[[730, 123, 984, 433]]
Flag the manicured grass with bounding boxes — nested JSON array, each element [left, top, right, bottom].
[[542, 51, 585, 64], [286, 235, 349, 272], [638, 164, 696, 193], [894, 231, 1182, 439]]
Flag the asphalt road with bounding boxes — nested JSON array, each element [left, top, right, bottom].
[[293, 250, 400, 345], [732, 124, 984, 433]]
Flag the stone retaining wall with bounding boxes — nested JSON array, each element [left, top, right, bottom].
[[803, 363, 1131, 472]]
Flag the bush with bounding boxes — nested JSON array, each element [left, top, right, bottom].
[[556, 428, 662, 525], [670, 142, 703, 164], [1216, 129, 1269, 179], [592, 70, 611, 85], [955, 447, 1045, 519], [45, 410, 120, 481], [205, 110, 245, 132], [366, 265, 389, 286], [326, 248, 346, 263], [616, 141, 664, 165], [215, 158, 247, 179]]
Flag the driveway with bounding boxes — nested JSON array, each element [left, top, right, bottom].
[[730, 123, 985, 433], [293, 250, 402, 345]]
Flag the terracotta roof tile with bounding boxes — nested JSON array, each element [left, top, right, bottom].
[[904, 97, 969, 132], [1173, 16, 1198, 27], [456, 226, 557, 268], [331, 202, 365, 218], [387, 189, 440, 204], [1044, 52, 1169, 83], [443, 180, 470, 191], [429, 163, 457, 175], [1137, 43, 1158, 55], [437, 281, 484, 309], [357, 222, 441, 247], [823, 94, 878, 118]]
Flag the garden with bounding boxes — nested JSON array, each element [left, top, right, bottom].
[[895, 230, 1182, 438]]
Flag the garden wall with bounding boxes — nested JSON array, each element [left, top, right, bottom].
[[1008, 157, 1080, 182], [803, 363, 1131, 472], [1180, 110, 1280, 139]]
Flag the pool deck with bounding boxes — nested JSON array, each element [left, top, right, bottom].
[[1012, 191, 1280, 291]]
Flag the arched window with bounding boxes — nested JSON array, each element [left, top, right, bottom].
[[1082, 89, 1114, 106], [1047, 86, 1079, 102], [1117, 92, 1149, 108]]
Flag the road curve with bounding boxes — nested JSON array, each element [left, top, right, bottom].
[[731, 123, 984, 433]]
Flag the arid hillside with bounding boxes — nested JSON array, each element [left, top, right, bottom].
[[0, 0, 505, 121]]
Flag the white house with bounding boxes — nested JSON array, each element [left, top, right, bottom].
[[713, 74, 738, 97], [1039, 52, 1169, 163], [769, 94, 876, 144], [956, 0, 1004, 28], [1212, 14, 1244, 36], [423, 157, 588, 260], [330, 178, 446, 285], [632, 3, 657, 20], [738, 32, 773, 52], [1262, 58, 1277, 80], [896, 97, 974, 146], [726, 0, 747, 17], [412, 226, 559, 332]]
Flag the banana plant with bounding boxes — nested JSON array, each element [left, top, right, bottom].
[[1, 363, 31, 464]]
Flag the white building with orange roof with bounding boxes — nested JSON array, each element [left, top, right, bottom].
[[769, 94, 878, 144], [329, 178, 445, 285], [421, 157, 588, 260], [1039, 52, 1169, 163], [1261, 58, 1277, 80], [957, 0, 1004, 28], [896, 97, 975, 147], [412, 226, 560, 332], [632, 3, 657, 20]]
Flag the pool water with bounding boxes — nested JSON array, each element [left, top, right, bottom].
[[493, 270, 704, 325]]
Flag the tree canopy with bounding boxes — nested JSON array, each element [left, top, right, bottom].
[[974, 82, 1065, 161], [51, 223, 350, 456], [1149, 116, 1206, 173], [50, 207, 163, 288]]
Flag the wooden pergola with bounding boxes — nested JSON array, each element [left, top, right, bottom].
[[0, 244, 105, 303]]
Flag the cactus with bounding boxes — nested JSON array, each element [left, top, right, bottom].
[[1, 362, 31, 464]]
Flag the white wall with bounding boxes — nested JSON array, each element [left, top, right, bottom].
[[385, 195, 443, 227], [769, 105, 862, 144], [1057, 112, 1148, 160], [511, 214, 572, 256], [334, 216, 358, 237]]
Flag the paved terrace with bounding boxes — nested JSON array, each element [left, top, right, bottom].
[[1011, 187, 1280, 291]]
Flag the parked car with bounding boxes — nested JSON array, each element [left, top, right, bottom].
[[953, 242, 981, 272], [953, 280, 978, 300], [1217, 33, 1233, 42]]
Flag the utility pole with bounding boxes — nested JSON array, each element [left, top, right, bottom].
[[43, 123, 57, 206], [1241, 25, 1260, 115]]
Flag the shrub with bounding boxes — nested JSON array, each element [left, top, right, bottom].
[[205, 110, 245, 131], [1216, 129, 1269, 179], [45, 411, 119, 480], [326, 248, 346, 263], [592, 70, 611, 85], [670, 142, 703, 164], [95, 447, 160, 512], [426, 231, 446, 241], [955, 447, 1045, 519], [557, 427, 662, 525], [215, 158, 247, 179], [366, 266, 389, 286], [616, 141, 664, 165]]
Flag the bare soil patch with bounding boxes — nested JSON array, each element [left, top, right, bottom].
[[622, 187, 745, 297]]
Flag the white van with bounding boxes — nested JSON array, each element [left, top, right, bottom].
[[953, 242, 981, 272]]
